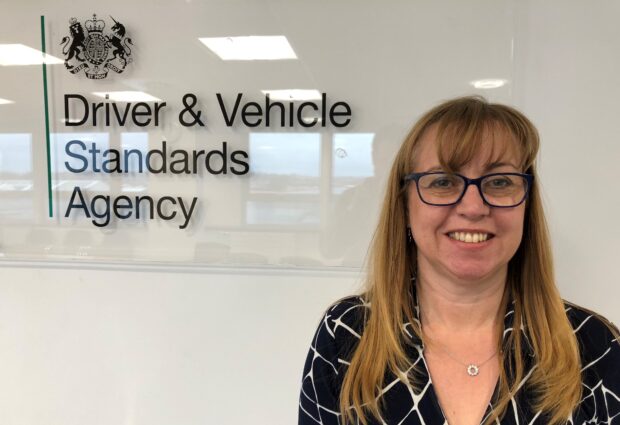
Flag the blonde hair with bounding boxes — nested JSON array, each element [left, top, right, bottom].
[[340, 96, 586, 425]]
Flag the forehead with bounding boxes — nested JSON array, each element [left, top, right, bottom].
[[413, 123, 522, 172]]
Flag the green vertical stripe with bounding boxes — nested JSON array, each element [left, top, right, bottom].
[[40, 15, 53, 217]]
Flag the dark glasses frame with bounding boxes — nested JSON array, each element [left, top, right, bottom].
[[401, 172, 534, 208]]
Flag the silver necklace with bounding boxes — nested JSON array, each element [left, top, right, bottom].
[[415, 287, 500, 377], [429, 340, 499, 377]]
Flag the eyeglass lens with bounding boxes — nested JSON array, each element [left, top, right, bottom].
[[417, 173, 527, 207]]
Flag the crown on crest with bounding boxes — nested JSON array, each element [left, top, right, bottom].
[[85, 14, 105, 32]]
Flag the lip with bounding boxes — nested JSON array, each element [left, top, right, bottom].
[[445, 229, 495, 236]]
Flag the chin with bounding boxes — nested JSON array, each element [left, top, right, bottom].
[[447, 264, 498, 282], [451, 272, 489, 282]]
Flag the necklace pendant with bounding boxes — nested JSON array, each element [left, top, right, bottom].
[[467, 364, 479, 376]]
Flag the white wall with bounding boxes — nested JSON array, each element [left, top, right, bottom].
[[0, 263, 360, 424], [513, 0, 620, 322]]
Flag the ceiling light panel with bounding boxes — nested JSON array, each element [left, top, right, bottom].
[[199, 36, 297, 60], [0, 44, 63, 66], [261, 89, 321, 101], [92, 91, 162, 102]]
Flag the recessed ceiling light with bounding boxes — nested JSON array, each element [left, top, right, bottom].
[[199, 36, 297, 60], [92, 91, 162, 102], [0, 44, 63, 66], [261, 89, 321, 101], [0, 98, 14, 105], [470, 79, 508, 89]]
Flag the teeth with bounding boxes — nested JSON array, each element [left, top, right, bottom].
[[448, 232, 490, 243]]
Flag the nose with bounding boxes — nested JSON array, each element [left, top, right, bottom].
[[455, 183, 490, 217]]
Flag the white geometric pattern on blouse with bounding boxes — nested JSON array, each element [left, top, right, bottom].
[[299, 296, 620, 425]]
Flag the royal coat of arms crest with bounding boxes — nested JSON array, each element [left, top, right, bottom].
[[60, 14, 133, 79]]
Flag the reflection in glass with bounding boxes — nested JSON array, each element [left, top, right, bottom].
[[0, 133, 33, 220], [249, 133, 320, 194], [332, 133, 374, 194], [321, 132, 400, 266], [0, 43, 63, 65], [199, 36, 297, 60], [247, 133, 321, 225], [92, 92, 162, 102], [246, 200, 319, 225], [0, 133, 32, 176], [261, 89, 321, 101], [121, 132, 149, 193], [470, 78, 508, 89]]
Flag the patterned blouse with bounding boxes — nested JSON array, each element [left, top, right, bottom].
[[298, 289, 620, 424]]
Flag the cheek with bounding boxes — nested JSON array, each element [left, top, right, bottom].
[[407, 197, 450, 236], [497, 207, 526, 246]]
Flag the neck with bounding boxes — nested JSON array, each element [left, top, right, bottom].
[[416, 266, 507, 334]]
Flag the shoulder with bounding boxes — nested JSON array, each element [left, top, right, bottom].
[[301, 296, 369, 391], [563, 302, 620, 418], [308, 295, 371, 367], [563, 300, 620, 368], [564, 301, 618, 346], [316, 295, 370, 348], [298, 296, 370, 422], [325, 294, 369, 325]]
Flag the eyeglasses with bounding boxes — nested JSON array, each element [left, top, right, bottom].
[[402, 172, 534, 207]]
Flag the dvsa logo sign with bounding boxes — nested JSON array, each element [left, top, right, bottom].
[[60, 14, 133, 79]]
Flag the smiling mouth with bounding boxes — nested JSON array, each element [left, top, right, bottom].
[[447, 232, 495, 244]]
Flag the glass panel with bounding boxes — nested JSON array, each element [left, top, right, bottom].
[[0, 0, 517, 268]]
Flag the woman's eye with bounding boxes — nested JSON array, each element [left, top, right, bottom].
[[486, 177, 514, 189], [489, 178, 512, 187], [430, 178, 455, 188]]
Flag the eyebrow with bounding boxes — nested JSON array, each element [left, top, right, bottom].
[[422, 161, 519, 173]]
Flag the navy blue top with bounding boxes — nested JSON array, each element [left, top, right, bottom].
[[298, 291, 620, 424]]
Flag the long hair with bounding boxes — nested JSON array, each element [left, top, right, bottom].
[[339, 96, 586, 425]]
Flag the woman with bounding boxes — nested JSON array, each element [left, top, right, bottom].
[[298, 96, 620, 425]]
